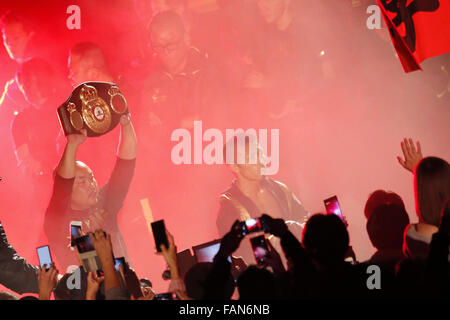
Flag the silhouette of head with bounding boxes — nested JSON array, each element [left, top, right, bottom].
[[366, 204, 410, 250], [184, 262, 234, 299], [364, 189, 406, 220], [302, 214, 349, 268], [237, 265, 277, 299]]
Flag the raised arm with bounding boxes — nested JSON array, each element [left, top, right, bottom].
[[56, 129, 87, 178], [117, 114, 137, 160]]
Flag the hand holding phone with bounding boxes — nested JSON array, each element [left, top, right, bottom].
[[75, 235, 102, 272], [238, 218, 265, 236], [151, 220, 169, 252], [36, 245, 53, 270], [250, 235, 269, 265], [37, 261, 59, 300], [324, 195, 347, 225]]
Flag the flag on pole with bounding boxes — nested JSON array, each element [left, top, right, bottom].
[[377, 0, 450, 72]]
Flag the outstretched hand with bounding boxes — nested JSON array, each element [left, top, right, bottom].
[[397, 138, 423, 172]]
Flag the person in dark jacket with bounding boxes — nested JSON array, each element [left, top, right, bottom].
[[0, 221, 39, 294], [216, 134, 308, 264]]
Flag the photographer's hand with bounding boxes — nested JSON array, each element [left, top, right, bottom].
[[261, 214, 288, 238], [86, 271, 104, 300], [38, 264, 59, 300], [216, 220, 243, 261], [159, 229, 179, 279], [89, 230, 120, 290], [261, 239, 285, 275]]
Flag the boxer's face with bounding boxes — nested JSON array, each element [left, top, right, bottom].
[[71, 162, 99, 210]]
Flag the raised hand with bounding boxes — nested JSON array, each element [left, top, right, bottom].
[[159, 229, 179, 279], [67, 128, 87, 146], [38, 264, 59, 300], [397, 138, 423, 172], [88, 230, 113, 264], [261, 238, 285, 275], [260, 214, 288, 238], [86, 271, 104, 300], [137, 286, 155, 300], [120, 113, 132, 127], [216, 220, 244, 260]]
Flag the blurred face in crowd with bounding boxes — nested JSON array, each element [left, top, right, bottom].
[[257, 0, 289, 24], [17, 70, 51, 109], [71, 161, 99, 210], [1, 20, 33, 61], [150, 17, 189, 74]]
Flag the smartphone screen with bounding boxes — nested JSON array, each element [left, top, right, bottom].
[[241, 218, 263, 236], [151, 220, 168, 252], [75, 235, 95, 253], [70, 222, 82, 246], [114, 257, 126, 272], [250, 235, 269, 264], [155, 292, 177, 300], [36, 245, 53, 270], [324, 195, 344, 221]]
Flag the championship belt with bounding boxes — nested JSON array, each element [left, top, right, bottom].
[[57, 81, 128, 137]]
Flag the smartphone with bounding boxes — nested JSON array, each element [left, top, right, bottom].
[[96, 269, 104, 277], [75, 235, 102, 273], [324, 195, 344, 221], [114, 257, 127, 272], [250, 235, 269, 264], [36, 245, 53, 270], [70, 221, 82, 246], [75, 235, 95, 253], [154, 292, 178, 300], [151, 220, 168, 252], [239, 218, 265, 236]]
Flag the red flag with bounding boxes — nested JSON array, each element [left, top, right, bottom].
[[377, 0, 450, 72]]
